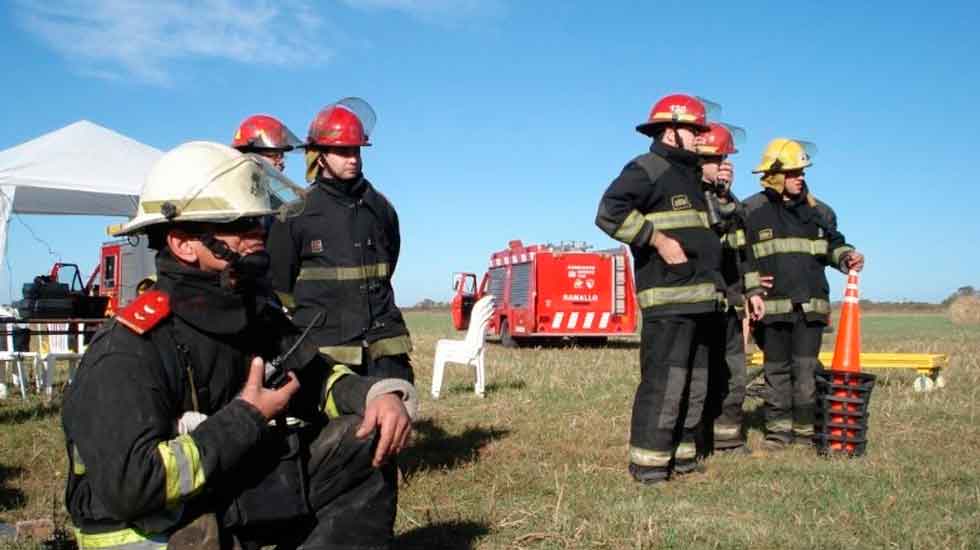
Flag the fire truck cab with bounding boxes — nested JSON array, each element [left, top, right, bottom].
[[452, 240, 637, 346], [98, 237, 156, 315]]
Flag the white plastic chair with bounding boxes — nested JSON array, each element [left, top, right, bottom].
[[39, 323, 85, 398], [431, 295, 495, 399], [0, 313, 38, 400]]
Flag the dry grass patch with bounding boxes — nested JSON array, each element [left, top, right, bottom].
[[3, 311, 980, 549], [949, 295, 980, 325]]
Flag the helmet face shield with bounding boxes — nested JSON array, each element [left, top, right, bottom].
[[695, 96, 722, 125], [244, 154, 307, 220], [336, 97, 376, 138], [719, 123, 746, 149], [249, 125, 304, 151]]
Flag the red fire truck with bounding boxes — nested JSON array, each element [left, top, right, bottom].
[[97, 237, 156, 315], [451, 240, 637, 346]]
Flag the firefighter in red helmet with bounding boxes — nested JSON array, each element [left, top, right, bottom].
[[267, 98, 414, 383], [596, 94, 765, 483], [231, 114, 302, 171], [695, 122, 766, 455]]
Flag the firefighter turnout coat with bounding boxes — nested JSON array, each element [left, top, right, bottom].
[[62, 253, 397, 548], [596, 142, 730, 316], [741, 189, 855, 324], [268, 176, 411, 366]]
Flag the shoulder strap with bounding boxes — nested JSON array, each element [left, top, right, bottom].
[[116, 290, 170, 335], [632, 153, 671, 185]]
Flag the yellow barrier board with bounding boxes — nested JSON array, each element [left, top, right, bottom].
[[748, 351, 947, 377]]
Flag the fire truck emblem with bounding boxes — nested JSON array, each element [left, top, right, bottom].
[[574, 279, 584, 289], [586, 279, 595, 289], [311, 239, 323, 253]]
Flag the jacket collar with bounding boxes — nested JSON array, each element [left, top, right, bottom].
[[651, 141, 700, 167], [315, 175, 368, 200], [154, 250, 249, 335]]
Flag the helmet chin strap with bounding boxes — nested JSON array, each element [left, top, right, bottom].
[[199, 233, 271, 287]]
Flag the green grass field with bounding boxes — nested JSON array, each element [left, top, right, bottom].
[[2, 311, 978, 549]]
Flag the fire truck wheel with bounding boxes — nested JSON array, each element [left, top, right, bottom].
[[500, 319, 518, 348]]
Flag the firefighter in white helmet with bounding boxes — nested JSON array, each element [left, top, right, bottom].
[[62, 142, 416, 549]]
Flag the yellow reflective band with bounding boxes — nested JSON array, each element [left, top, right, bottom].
[[73, 444, 87, 476], [723, 229, 746, 248], [763, 298, 830, 315], [767, 418, 793, 432], [629, 446, 672, 467], [140, 198, 234, 215], [319, 345, 363, 366], [613, 210, 646, 243], [831, 245, 854, 266], [644, 210, 709, 231], [675, 442, 697, 460], [298, 263, 391, 282], [367, 335, 413, 359], [744, 271, 761, 290], [802, 298, 831, 315], [764, 298, 793, 315], [714, 424, 741, 439], [75, 527, 168, 550], [637, 283, 721, 309], [793, 424, 815, 437], [274, 290, 296, 309], [752, 237, 828, 259], [324, 365, 356, 418], [157, 435, 206, 508]]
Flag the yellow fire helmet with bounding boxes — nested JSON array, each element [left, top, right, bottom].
[[752, 138, 816, 174]]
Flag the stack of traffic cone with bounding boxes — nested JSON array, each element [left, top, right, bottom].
[[814, 271, 877, 456]]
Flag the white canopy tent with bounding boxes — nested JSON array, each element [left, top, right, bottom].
[[0, 120, 162, 267]]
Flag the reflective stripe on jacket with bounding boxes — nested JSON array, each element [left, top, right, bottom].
[[742, 190, 855, 324], [267, 176, 411, 355], [596, 143, 725, 317]]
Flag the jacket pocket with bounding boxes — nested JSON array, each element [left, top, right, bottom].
[[662, 261, 696, 285]]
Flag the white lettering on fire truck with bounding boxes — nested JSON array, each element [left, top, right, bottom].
[[563, 293, 599, 302]]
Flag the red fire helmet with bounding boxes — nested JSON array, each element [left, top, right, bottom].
[[231, 115, 302, 152], [307, 99, 376, 148], [696, 122, 745, 156], [636, 94, 712, 136]]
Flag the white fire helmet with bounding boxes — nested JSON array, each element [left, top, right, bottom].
[[111, 141, 306, 237]]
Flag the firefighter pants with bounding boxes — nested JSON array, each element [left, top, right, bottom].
[[629, 313, 719, 471], [230, 415, 398, 550], [755, 310, 824, 443], [703, 309, 747, 452]]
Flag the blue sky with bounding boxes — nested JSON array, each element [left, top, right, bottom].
[[1, 0, 977, 306]]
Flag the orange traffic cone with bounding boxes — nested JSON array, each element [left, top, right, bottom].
[[828, 270, 862, 452], [831, 270, 861, 372]]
